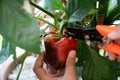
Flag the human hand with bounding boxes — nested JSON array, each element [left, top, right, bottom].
[[33, 50, 78, 80], [107, 29, 120, 61]]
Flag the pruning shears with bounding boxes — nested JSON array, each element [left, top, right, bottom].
[[65, 25, 120, 55]]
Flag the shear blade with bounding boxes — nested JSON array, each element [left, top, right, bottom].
[[65, 27, 102, 41]]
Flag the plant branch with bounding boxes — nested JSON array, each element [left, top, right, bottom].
[[16, 52, 29, 80], [58, 20, 67, 35], [29, 0, 62, 22], [36, 17, 55, 27], [29, 0, 54, 18]]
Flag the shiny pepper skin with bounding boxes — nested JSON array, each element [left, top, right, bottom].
[[44, 37, 78, 70]]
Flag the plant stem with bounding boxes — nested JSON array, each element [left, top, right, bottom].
[[29, 0, 54, 18], [29, 0, 62, 22], [16, 52, 28, 80], [36, 17, 54, 27], [58, 20, 67, 35]]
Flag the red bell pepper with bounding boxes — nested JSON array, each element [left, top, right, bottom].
[[44, 36, 78, 70]]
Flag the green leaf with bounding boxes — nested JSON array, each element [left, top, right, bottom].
[[106, 0, 117, 17], [104, 2, 120, 24], [10, 44, 18, 64], [107, 7, 120, 24], [54, 13, 61, 30], [111, 61, 120, 77], [116, 64, 120, 77], [66, 0, 96, 22], [89, 9, 98, 15], [76, 40, 89, 66], [1, 38, 7, 48], [36, 17, 54, 27], [0, 39, 11, 64], [82, 45, 116, 80], [44, 0, 65, 12], [97, 0, 110, 16], [117, 0, 120, 7], [0, 0, 41, 54]]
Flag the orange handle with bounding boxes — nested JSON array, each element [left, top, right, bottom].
[[98, 42, 120, 55], [96, 25, 120, 54], [96, 25, 118, 36]]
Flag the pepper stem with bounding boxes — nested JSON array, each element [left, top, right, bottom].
[[58, 20, 67, 36]]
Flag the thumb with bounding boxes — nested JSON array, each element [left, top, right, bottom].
[[64, 50, 78, 80], [65, 50, 76, 74]]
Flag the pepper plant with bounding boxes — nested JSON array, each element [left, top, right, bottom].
[[1, 0, 120, 80]]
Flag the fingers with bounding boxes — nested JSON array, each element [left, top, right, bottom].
[[108, 29, 120, 40], [64, 50, 78, 80], [34, 54, 44, 69], [113, 40, 120, 45], [117, 55, 120, 62], [33, 54, 50, 80], [108, 52, 116, 61], [46, 64, 58, 75], [107, 28, 120, 62], [108, 29, 120, 44], [108, 52, 120, 62]]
